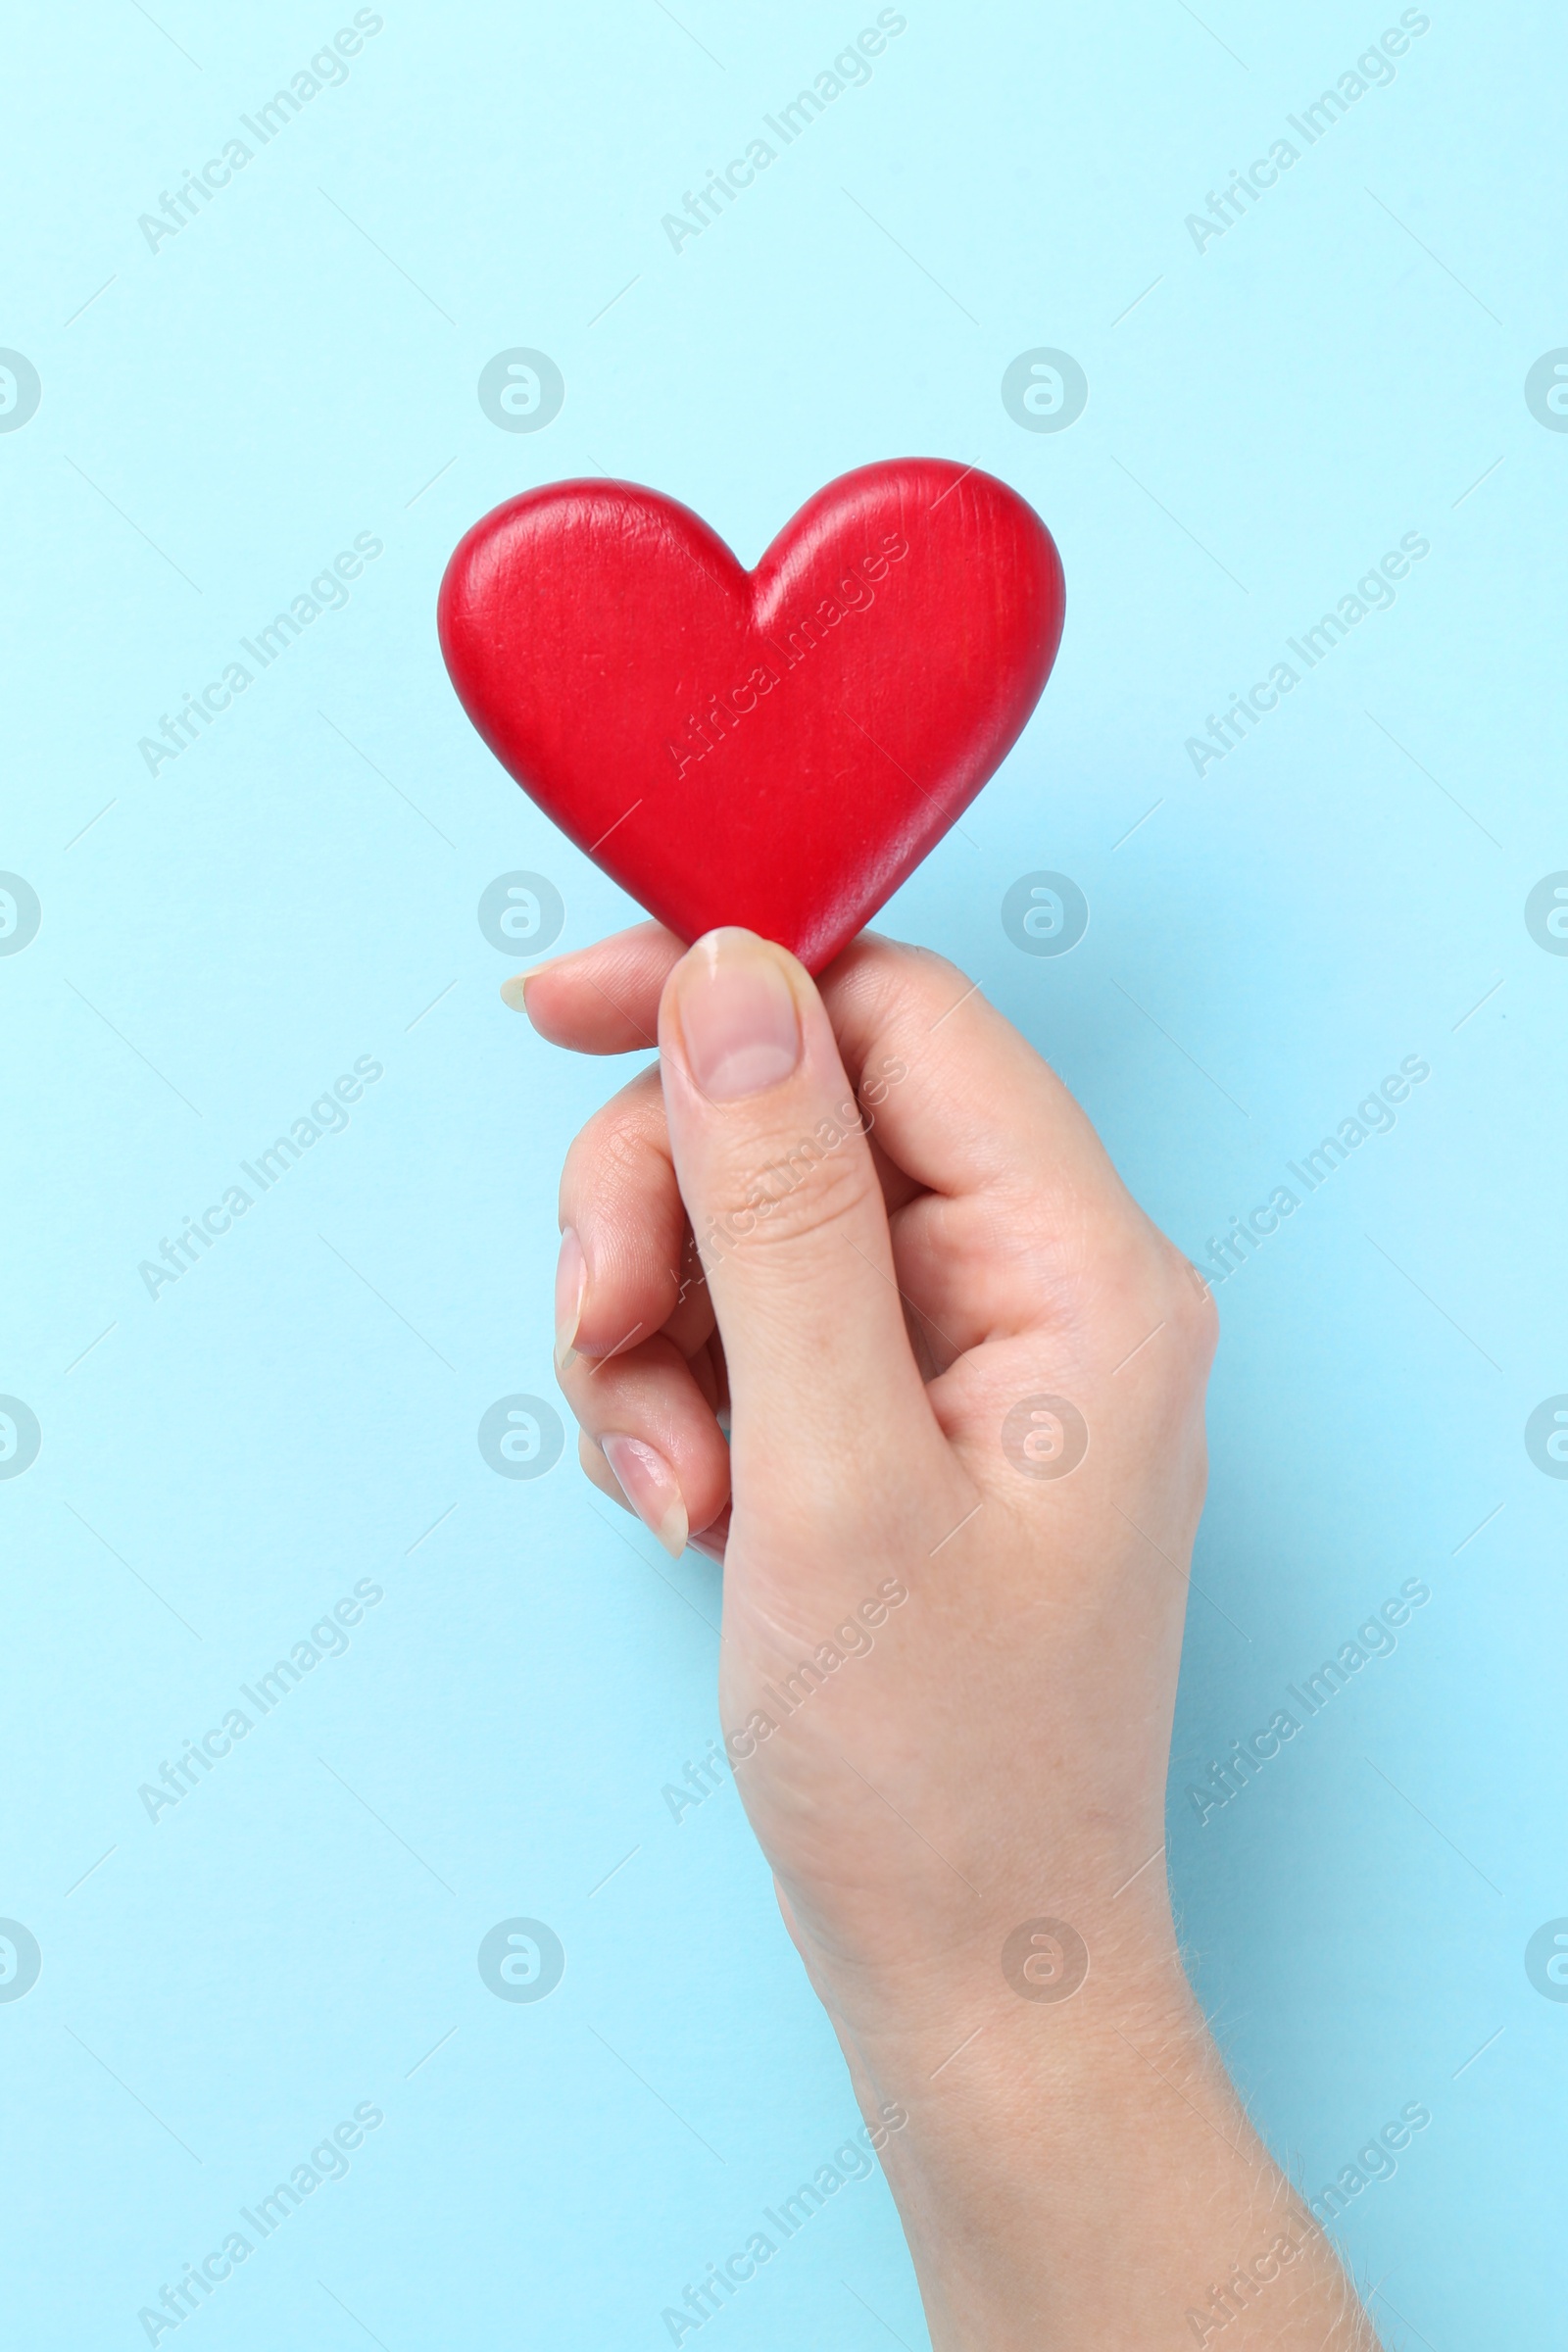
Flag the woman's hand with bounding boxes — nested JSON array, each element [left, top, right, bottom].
[[519, 922, 1378, 2352]]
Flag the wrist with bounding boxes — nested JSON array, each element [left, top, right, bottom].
[[799, 1898, 1303, 2352], [790, 1864, 1187, 2083], [811, 1922, 1371, 2352]]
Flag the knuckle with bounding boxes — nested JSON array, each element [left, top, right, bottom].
[[560, 1336, 656, 1433], [697, 1114, 877, 1257], [876, 938, 974, 1020], [577, 1428, 622, 1500], [835, 933, 974, 1034], [564, 1077, 668, 1205], [1150, 1233, 1220, 1371], [1051, 1209, 1215, 1385]]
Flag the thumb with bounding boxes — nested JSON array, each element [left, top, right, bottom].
[[657, 928, 933, 1504]]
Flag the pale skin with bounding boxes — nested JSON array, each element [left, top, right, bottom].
[[513, 921, 1381, 2351]]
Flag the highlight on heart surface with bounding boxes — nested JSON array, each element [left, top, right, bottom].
[[438, 459, 1065, 972]]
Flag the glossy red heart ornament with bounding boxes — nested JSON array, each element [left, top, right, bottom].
[[438, 458, 1065, 972]]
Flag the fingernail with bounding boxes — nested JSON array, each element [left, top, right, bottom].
[[601, 1434, 689, 1559], [500, 960, 557, 1015], [674, 929, 801, 1102], [555, 1227, 585, 1368]]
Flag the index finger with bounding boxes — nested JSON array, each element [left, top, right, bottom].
[[817, 933, 1128, 1208], [506, 920, 682, 1053], [516, 922, 1130, 1211]]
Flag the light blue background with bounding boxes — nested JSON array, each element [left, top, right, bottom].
[[2, 2, 1563, 2343]]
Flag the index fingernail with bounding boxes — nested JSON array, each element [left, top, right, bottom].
[[555, 1227, 585, 1367], [501, 961, 558, 1015]]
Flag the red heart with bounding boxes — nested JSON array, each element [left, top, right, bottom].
[[437, 458, 1064, 972]]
